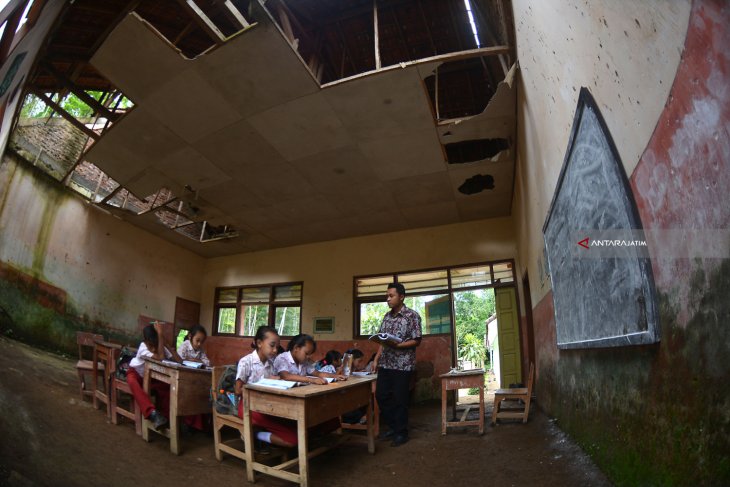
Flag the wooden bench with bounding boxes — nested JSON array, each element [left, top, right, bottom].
[[491, 363, 534, 425], [110, 346, 142, 435], [75, 331, 104, 401], [92, 340, 116, 417]]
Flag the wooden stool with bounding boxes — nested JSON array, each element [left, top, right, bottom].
[[92, 340, 116, 418], [75, 331, 104, 401], [492, 363, 534, 425], [110, 346, 142, 435], [440, 369, 485, 435]]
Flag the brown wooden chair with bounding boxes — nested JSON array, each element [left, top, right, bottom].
[[340, 379, 379, 437], [75, 331, 104, 401], [491, 363, 535, 425], [110, 346, 142, 435], [212, 366, 247, 462], [92, 340, 116, 418]]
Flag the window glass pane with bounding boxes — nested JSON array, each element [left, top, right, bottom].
[[397, 270, 448, 294], [274, 284, 302, 302], [404, 294, 451, 335], [217, 307, 236, 334], [240, 304, 269, 336], [450, 265, 491, 288], [273, 306, 301, 336], [217, 289, 238, 304], [356, 276, 392, 297], [359, 301, 390, 335], [242, 287, 270, 303], [492, 262, 514, 283]]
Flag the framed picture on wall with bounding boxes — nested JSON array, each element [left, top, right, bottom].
[[313, 317, 335, 334]]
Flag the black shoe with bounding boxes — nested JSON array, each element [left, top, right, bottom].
[[378, 430, 394, 441], [149, 410, 169, 431], [390, 434, 409, 447], [255, 439, 271, 455]]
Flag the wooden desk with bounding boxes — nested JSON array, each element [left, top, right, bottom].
[[243, 376, 377, 487], [141, 358, 212, 455], [440, 370, 485, 435]]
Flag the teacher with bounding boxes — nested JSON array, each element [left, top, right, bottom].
[[374, 282, 422, 447]]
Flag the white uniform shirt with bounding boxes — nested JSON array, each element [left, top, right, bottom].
[[129, 341, 172, 376], [273, 351, 315, 377], [236, 351, 274, 384], [177, 340, 210, 366]]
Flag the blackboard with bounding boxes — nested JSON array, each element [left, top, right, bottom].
[[542, 89, 659, 349]]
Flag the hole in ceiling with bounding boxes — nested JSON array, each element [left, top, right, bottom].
[[444, 138, 508, 164], [458, 174, 494, 195]]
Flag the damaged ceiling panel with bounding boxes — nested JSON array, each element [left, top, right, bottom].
[[50, 0, 518, 256]]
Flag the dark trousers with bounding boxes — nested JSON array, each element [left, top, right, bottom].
[[376, 368, 412, 437]]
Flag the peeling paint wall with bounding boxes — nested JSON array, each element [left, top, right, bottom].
[[512, 0, 729, 484], [0, 153, 205, 354]]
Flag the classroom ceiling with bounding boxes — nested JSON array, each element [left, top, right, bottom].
[[22, 0, 517, 257]]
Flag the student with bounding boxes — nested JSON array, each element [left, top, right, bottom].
[[177, 324, 211, 366], [274, 334, 347, 383], [315, 350, 342, 374], [344, 348, 368, 373], [127, 322, 182, 430], [341, 348, 369, 424], [234, 325, 295, 448]]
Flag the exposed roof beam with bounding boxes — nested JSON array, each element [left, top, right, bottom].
[[33, 91, 100, 141], [176, 0, 226, 45], [41, 62, 119, 121]]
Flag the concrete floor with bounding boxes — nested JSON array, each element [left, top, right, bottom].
[[0, 337, 611, 486]]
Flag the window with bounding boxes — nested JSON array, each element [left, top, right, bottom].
[[354, 261, 514, 337], [214, 282, 303, 336]]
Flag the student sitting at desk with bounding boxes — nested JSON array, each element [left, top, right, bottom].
[[128, 322, 182, 431], [177, 324, 210, 366], [315, 350, 342, 374], [274, 334, 347, 384]]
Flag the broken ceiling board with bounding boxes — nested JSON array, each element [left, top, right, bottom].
[[322, 65, 435, 141], [90, 13, 188, 103], [271, 194, 343, 226], [125, 167, 177, 201], [289, 145, 380, 195], [195, 13, 319, 119], [436, 63, 518, 144], [247, 92, 353, 162], [154, 146, 231, 191], [197, 180, 264, 212], [192, 119, 287, 177], [141, 68, 243, 143], [323, 182, 399, 217], [85, 107, 186, 185], [446, 158, 514, 198], [385, 171, 455, 209], [358, 128, 446, 181], [400, 201, 461, 229]]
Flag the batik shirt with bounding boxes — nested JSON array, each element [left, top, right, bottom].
[[177, 340, 210, 366], [236, 351, 274, 384], [273, 351, 316, 377], [378, 305, 423, 371]]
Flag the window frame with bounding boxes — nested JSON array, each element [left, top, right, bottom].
[[353, 259, 516, 339], [213, 281, 303, 337]]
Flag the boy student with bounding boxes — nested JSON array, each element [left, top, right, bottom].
[[373, 282, 422, 447]]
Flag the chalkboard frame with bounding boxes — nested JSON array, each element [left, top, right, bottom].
[[542, 88, 660, 349]]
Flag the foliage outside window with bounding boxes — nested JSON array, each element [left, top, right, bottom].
[[354, 261, 513, 338], [214, 283, 302, 337]]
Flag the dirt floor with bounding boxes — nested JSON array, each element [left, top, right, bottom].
[[0, 337, 611, 487]]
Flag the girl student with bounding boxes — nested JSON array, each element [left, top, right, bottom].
[[274, 334, 347, 384], [177, 324, 211, 366], [314, 350, 342, 374], [127, 322, 182, 430], [234, 326, 294, 448]]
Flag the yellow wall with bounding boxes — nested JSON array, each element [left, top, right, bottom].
[[201, 216, 516, 339], [510, 0, 691, 305]]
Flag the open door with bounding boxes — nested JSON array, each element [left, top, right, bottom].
[[494, 287, 522, 387]]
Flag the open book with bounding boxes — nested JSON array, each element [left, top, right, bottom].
[[252, 378, 299, 390], [182, 360, 205, 369], [369, 332, 403, 345]]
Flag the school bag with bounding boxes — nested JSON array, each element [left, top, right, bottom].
[[115, 346, 136, 381], [214, 365, 238, 415]]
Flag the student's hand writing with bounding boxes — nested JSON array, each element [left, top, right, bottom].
[[310, 377, 328, 385]]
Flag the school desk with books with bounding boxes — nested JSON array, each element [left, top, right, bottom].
[[242, 375, 377, 487], [141, 357, 212, 455]]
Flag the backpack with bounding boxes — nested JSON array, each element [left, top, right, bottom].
[[214, 365, 238, 415], [115, 346, 136, 381]]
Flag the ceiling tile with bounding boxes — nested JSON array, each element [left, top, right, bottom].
[[386, 171, 455, 209], [289, 145, 380, 194], [358, 128, 446, 181]]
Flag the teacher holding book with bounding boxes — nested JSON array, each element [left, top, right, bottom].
[[373, 282, 422, 447]]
